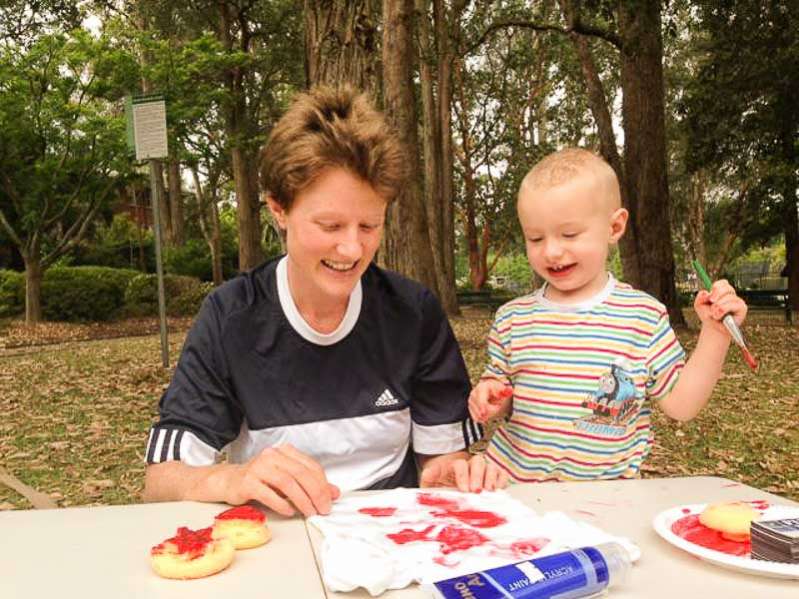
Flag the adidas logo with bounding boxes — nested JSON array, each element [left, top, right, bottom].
[[374, 388, 399, 407]]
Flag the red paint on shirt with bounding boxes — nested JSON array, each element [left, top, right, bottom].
[[216, 505, 266, 522], [671, 515, 750, 556], [151, 526, 214, 559], [387, 525, 436, 545], [417, 493, 460, 510], [509, 538, 550, 557], [358, 507, 398, 517], [436, 525, 489, 554], [436, 509, 507, 528], [386, 524, 489, 555]]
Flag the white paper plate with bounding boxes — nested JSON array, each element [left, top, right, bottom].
[[652, 503, 799, 580]]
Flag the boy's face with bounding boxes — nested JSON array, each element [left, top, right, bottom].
[[517, 173, 627, 304]]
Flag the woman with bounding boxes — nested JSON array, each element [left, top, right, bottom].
[[143, 86, 507, 517]]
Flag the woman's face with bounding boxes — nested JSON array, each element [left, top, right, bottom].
[[268, 167, 387, 307]]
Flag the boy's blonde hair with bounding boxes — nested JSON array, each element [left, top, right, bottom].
[[520, 148, 621, 210], [259, 85, 406, 211]]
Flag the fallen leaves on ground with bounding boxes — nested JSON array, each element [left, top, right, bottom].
[[0, 310, 796, 510], [0, 317, 194, 351]]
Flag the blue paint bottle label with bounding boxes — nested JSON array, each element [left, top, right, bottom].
[[428, 543, 628, 599]]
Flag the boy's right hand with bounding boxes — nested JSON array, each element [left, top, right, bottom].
[[468, 379, 513, 424]]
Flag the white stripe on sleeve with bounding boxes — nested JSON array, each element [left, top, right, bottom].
[[412, 421, 465, 455]]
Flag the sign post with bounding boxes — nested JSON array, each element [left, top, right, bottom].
[[127, 94, 169, 368]]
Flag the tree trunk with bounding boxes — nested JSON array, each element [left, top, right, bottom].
[[686, 169, 707, 268], [304, 0, 378, 92], [151, 159, 172, 246], [209, 198, 224, 286], [781, 122, 799, 312], [618, 0, 683, 325], [190, 165, 225, 286], [381, 0, 438, 293], [453, 54, 484, 291], [416, 0, 459, 314], [434, 0, 460, 314], [168, 157, 184, 246], [23, 253, 43, 324], [231, 147, 262, 271], [219, 2, 263, 272], [562, 0, 639, 284], [786, 196, 799, 313], [130, 184, 147, 271]]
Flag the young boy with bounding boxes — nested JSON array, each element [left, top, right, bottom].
[[469, 147, 748, 481]]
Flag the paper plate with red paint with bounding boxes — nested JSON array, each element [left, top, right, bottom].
[[653, 502, 799, 579]]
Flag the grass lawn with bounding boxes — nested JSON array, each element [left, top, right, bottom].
[[0, 310, 797, 509]]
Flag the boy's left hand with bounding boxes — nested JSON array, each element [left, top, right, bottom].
[[694, 279, 748, 335]]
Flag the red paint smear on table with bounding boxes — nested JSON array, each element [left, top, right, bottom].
[[747, 500, 770, 511], [216, 505, 266, 522], [671, 515, 750, 557], [358, 507, 398, 517], [575, 509, 597, 518], [151, 526, 214, 559], [387, 524, 489, 554]]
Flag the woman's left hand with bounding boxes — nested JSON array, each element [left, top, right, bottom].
[[419, 452, 509, 492]]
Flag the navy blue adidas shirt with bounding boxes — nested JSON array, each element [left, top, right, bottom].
[[146, 256, 482, 491]]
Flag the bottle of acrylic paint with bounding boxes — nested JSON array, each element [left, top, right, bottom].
[[426, 542, 631, 599]]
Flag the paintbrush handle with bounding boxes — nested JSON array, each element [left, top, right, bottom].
[[722, 314, 746, 348]]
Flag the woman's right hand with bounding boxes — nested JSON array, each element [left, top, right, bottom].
[[222, 444, 340, 517], [468, 379, 513, 424]]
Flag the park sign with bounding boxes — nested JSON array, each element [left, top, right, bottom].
[[125, 94, 168, 160]]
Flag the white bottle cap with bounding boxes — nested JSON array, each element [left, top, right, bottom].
[[594, 541, 632, 588]]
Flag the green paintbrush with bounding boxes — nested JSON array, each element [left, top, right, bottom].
[[692, 260, 757, 372]]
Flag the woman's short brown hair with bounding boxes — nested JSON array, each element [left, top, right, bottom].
[[259, 86, 407, 210]]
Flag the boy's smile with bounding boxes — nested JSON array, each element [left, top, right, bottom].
[[517, 173, 627, 305], [547, 263, 577, 278]]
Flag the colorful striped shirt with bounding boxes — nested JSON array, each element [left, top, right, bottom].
[[483, 275, 685, 482]]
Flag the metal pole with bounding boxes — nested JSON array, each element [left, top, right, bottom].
[[149, 160, 169, 368]]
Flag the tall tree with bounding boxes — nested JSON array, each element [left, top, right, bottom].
[[381, 0, 438, 293], [304, 0, 379, 91], [415, 0, 462, 313], [469, 1, 682, 321], [0, 30, 133, 322], [685, 1, 799, 310]]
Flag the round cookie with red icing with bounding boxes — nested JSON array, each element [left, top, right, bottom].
[[213, 505, 271, 550], [150, 526, 235, 579], [699, 502, 759, 541]]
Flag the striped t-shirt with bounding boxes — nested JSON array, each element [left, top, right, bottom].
[[483, 274, 685, 481]]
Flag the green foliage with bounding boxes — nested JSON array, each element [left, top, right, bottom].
[[677, 2, 798, 260], [0, 270, 24, 317], [0, 28, 135, 321], [75, 213, 155, 271], [41, 267, 140, 322], [163, 207, 240, 280], [124, 273, 212, 318], [492, 254, 533, 292]]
